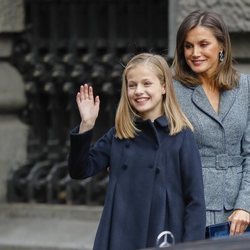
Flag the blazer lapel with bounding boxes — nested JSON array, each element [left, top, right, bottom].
[[219, 87, 238, 122], [191, 85, 238, 123], [192, 85, 220, 122]]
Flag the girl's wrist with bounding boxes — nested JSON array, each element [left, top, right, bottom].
[[79, 121, 94, 133]]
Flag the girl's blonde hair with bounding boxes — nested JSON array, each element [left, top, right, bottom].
[[115, 53, 193, 139]]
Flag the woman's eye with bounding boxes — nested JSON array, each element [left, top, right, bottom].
[[184, 44, 192, 49], [144, 82, 152, 86], [200, 43, 208, 47]]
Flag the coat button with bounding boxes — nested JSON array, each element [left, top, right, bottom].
[[122, 164, 128, 170], [155, 168, 160, 174]]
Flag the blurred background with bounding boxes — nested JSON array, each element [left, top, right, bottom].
[[0, 0, 249, 249]]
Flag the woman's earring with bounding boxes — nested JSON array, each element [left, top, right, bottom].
[[219, 51, 224, 62]]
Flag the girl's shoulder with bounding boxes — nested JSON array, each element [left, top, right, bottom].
[[96, 127, 116, 143], [174, 127, 197, 150], [174, 127, 195, 141], [182, 127, 194, 137], [105, 127, 117, 139]]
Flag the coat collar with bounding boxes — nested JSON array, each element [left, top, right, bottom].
[[154, 116, 169, 127], [134, 116, 169, 146], [191, 85, 238, 123], [135, 115, 169, 128]]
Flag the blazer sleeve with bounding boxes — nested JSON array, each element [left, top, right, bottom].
[[180, 129, 206, 241], [68, 126, 114, 179], [234, 75, 250, 212]]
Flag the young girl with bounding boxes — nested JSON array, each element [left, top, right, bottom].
[[68, 53, 206, 250]]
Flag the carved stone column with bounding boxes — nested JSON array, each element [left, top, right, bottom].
[[0, 0, 27, 203]]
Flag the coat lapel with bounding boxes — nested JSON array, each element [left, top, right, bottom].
[[191, 85, 238, 123], [219, 87, 238, 121], [191, 85, 219, 122]]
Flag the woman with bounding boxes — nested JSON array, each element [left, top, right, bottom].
[[172, 10, 250, 235], [68, 53, 206, 249]]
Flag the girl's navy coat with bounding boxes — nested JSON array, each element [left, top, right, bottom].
[[68, 116, 206, 250]]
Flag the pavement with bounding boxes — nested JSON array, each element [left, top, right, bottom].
[[0, 203, 102, 250], [2, 204, 250, 250]]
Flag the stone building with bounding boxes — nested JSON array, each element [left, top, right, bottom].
[[0, 0, 250, 204]]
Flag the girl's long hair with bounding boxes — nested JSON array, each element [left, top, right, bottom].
[[115, 53, 193, 139]]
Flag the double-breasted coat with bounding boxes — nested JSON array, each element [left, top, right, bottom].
[[174, 74, 250, 218], [68, 116, 206, 250]]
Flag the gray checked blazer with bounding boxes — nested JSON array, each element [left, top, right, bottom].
[[174, 74, 250, 212]]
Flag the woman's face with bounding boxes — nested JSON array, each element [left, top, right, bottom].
[[126, 64, 166, 121], [183, 26, 222, 78]]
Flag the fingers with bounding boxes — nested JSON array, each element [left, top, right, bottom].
[[229, 220, 237, 235], [229, 210, 250, 235], [84, 84, 94, 100], [77, 83, 96, 102], [82, 84, 93, 100], [95, 95, 100, 106], [230, 220, 248, 235]]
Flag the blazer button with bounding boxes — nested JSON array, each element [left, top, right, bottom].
[[122, 164, 128, 170], [155, 168, 160, 174]]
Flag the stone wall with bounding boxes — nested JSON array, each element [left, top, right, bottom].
[[0, 0, 27, 203], [175, 0, 250, 32], [0, 0, 250, 204]]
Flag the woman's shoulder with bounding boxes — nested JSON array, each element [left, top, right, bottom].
[[173, 79, 191, 97], [173, 79, 186, 89], [237, 73, 250, 97], [239, 73, 250, 85], [173, 80, 195, 107], [173, 79, 196, 91]]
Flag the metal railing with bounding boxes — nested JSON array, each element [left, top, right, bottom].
[[8, 0, 168, 205]]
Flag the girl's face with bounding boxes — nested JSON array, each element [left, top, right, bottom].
[[126, 64, 166, 121], [184, 26, 222, 78]]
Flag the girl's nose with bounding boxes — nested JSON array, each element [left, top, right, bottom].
[[135, 84, 143, 94]]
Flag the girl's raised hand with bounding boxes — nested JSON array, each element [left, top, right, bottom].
[[76, 84, 100, 133]]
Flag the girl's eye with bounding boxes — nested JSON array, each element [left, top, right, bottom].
[[128, 83, 136, 88], [144, 82, 152, 86]]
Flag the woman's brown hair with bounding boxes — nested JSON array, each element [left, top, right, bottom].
[[172, 10, 239, 90]]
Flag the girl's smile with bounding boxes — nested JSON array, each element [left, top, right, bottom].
[[126, 64, 166, 121]]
